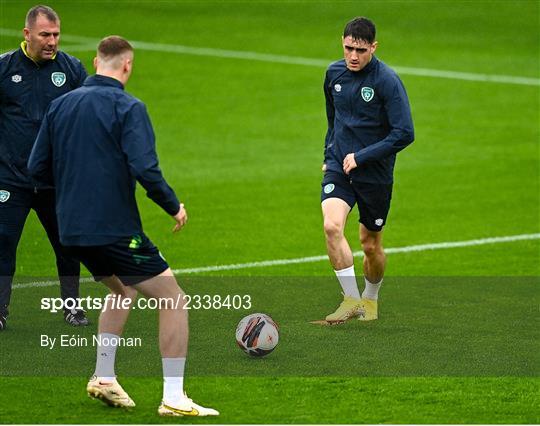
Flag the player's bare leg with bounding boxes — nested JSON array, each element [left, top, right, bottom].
[[358, 225, 385, 321], [322, 198, 353, 270], [133, 268, 188, 358], [134, 268, 218, 416], [99, 275, 137, 335], [360, 225, 385, 283], [319, 198, 363, 323]]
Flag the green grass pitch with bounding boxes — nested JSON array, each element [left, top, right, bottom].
[[0, 0, 538, 424]]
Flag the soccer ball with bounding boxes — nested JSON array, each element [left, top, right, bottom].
[[235, 313, 279, 357]]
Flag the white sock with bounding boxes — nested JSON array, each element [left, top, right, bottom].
[[162, 357, 186, 405], [334, 265, 361, 299], [362, 277, 383, 300], [94, 332, 119, 379]]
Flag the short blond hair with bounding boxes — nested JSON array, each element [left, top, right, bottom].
[[97, 36, 133, 69], [98, 35, 133, 59]]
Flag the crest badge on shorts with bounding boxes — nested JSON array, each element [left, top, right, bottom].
[[51, 72, 66, 87], [324, 183, 335, 194], [0, 190, 10, 203], [361, 87, 374, 102]]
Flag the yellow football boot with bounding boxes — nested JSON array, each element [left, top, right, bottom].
[[325, 295, 364, 323], [358, 298, 378, 321]]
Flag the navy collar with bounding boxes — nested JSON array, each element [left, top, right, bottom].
[[83, 74, 124, 90], [354, 55, 377, 75], [363, 55, 378, 73]]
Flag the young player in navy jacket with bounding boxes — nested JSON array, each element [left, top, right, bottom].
[[320, 17, 414, 324]]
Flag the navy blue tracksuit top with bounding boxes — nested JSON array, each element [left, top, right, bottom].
[[324, 56, 414, 184], [0, 44, 87, 188], [28, 75, 180, 246]]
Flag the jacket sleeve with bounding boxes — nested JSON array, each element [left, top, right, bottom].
[[323, 71, 335, 162], [27, 111, 53, 185], [120, 101, 181, 216], [354, 73, 414, 166]]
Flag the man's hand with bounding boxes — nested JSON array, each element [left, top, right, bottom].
[[343, 153, 357, 175], [322, 163, 327, 172], [172, 203, 188, 232]]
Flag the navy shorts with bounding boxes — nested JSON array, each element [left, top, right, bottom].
[[66, 233, 169, 286], [321, 172, 393, 232]]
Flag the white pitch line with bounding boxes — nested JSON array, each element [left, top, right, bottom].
[[172, 233, 540, 274], [1, 28, 538, 86], [12, 233, 540, 289], [13, 277, 95, 290]]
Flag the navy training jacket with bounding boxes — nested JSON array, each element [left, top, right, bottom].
[[28, 75, 180, 246], [0, 43, 87, 188], [323, 56, 414, 184]]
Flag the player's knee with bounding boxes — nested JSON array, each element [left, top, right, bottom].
[[155, 289, 186, 312], [110, 284, 137, 302], [323, 219, 344, 240], [361, 238, 382, 258], [174, 291, 189, 311], [124, 285, 138, 300]]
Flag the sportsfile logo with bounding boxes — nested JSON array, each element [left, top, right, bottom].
[[40, 294, 252, 313]]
